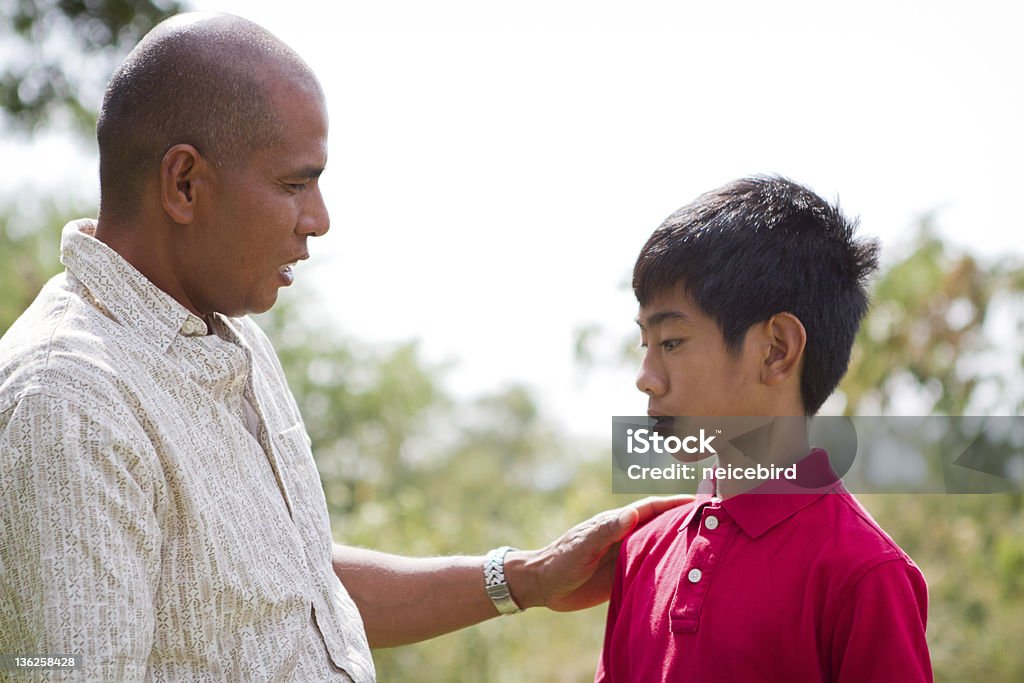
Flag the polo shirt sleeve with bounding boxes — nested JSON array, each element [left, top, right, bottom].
[[831, 557, 933, 682], [0, 393, 164, 682]]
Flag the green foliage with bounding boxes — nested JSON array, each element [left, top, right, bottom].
[[841, 218, 1024, 415], [0, 201, 79, 334], [0, 0, 184, 134]]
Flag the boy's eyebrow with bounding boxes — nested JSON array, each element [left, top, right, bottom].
[[635, 310, 690, 330]]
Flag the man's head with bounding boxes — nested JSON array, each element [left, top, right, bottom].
[[96, 13, 315, 211], [633, 176, 879, 417], [95, 13, 330, 317]]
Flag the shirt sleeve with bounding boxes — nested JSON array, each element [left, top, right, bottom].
[[0, 393, 164, 681], [594, 536, 628, 683], [831, 557, 933, 683]]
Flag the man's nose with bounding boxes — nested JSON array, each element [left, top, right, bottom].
[[299, 186, 330, 237]]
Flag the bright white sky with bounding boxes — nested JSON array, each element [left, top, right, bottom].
[[5, 1, 1023, 435]]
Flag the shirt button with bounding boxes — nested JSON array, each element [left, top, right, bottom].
[[687, 568, 702, 583], [181, 319, 207, 336], [705, 515, 719, 530]]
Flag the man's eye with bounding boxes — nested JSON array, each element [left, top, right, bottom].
[[661, 339, 684, 351], [286, 182, 307, 192]]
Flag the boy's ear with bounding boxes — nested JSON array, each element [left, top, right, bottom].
[[159, 143, 210, 225], [760, 312, 806, 387]]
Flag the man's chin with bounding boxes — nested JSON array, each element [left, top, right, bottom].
[[214, 295, 277, 318], [250, 298, 278, 316], [246, 287, 283, 316]]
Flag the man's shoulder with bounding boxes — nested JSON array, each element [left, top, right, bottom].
[[0, 274, 133, 414], [1, 275, 70, 396]]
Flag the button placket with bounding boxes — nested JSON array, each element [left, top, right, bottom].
[[245, 350, 298, 520], [669, 506, 737, 633]]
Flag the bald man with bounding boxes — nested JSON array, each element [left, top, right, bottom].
[[0, 13, 684, 681]]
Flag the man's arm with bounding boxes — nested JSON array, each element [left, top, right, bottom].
[[0, 394, 163, 681], [332, 496, 689, 648]]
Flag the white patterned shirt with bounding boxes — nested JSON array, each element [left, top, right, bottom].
[[0, 220, 376, 681]]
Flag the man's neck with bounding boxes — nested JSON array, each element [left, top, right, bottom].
[[94, 214, 207, 320]]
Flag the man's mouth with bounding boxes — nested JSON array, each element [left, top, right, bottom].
[[278, 261, 298, 284]]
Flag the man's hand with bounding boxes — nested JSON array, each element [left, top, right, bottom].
[[334, 495, 692, 647], [504, 495, 693, 612]]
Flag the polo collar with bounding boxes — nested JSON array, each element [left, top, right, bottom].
[[60, 219, 211, 352], [678, 448, 843, 538]]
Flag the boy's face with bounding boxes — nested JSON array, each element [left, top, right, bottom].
[[635, 287, 767, 417]]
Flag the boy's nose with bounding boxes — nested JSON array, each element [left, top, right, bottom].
[[635, 354, 668, 399]]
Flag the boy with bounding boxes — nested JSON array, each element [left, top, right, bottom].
[[596, 177, 932, 681]]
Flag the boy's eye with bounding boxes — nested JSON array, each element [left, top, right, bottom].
[[661, 339, 685, 351]]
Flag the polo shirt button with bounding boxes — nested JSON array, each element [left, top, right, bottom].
[[687, 568, 702, 583], [705, 515, 719, 530]]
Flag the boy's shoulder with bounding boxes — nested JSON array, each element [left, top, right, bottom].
[[629, 500, 695, 543], [621, 488, 918, 582], [618, 501, 697, 577], [794, 490, 924, 594], [812, 489, 918, 575]]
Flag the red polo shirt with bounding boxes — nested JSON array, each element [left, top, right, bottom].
[[596, 449, 932, 682]]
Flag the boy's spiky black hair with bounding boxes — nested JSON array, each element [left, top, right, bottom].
[[633, 175, 879, 415]]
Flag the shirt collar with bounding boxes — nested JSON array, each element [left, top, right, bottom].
[[60, 219, 211, 351], [678, 448, 843, 538]]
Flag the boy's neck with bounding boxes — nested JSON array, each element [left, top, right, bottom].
[[711, 416, 810, 499]]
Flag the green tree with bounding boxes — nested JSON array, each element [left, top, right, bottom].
[[1, 0, 183, 134], [0, 202, 66, 333], [841, 217, 1024, 415]]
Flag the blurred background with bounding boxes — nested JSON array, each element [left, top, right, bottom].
[[2, 1, 1022, 680]]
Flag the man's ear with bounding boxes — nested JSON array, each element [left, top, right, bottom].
[[760, 312, 806, 387], [160, 144, 208, 224]]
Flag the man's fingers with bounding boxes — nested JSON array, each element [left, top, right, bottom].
[[583, 496, 694, 555], [627, 494, 695, 526], [603, 507, 640, 545], [572, 507, 639, 563], [537, 496, 695, 612], [583, 496, 693, 558]]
